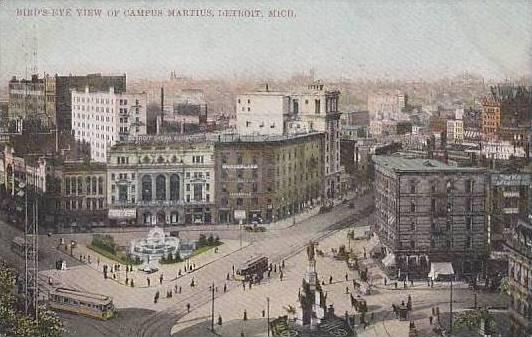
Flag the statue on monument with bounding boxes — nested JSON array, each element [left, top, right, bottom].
[[307, 241, 316, 261]]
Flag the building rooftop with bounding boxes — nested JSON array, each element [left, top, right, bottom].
[[114, 131, 324, 148], [373, 155, 484, 174]]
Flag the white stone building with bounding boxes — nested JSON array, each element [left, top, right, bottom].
[[106, 134, 215, 226], [447, 119, 464, 144], [368, 91, 407, 121], [235, 82, 342, 198], [236, 91, 290, 136], [71, 87, 147, 162]]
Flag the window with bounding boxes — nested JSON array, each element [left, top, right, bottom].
[[410, 240, 415, 249], [236, 198, 243, 206], [170, 174, 180, 201], [193, 184, 203, 201], [142, 175, 152, 201], [186, 184, 190, 192], [466, 236, 472, 249], [410, 182, 416, 193], [315, 99, 321, 114], [410, 202, 416, 212], [431, 198, 436, 213], [466, 216, 472, 231], [118, 185, 128, 202], [156, 175, 166, 200], [465, 179, 474, 193]]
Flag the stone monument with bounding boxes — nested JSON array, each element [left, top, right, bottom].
[[296, 241, 327, 329]]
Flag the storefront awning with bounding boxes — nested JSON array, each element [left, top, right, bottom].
[[428, 262, 454, 280], [108, 208, 136, 219], [382, 253, 396, 267]]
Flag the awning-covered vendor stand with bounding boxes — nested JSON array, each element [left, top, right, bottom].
[[428, 262, 454, 281]]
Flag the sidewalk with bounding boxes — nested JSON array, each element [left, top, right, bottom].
[[44, 238, 246, 291]]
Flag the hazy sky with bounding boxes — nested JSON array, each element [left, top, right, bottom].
[[0, 0, 530, 83]]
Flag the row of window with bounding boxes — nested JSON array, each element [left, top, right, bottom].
[[408, 179, 476, 194], [64, 176, 104, 195], [65, 198, 105, 210]]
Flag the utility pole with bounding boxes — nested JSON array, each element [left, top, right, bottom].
[[449, 277, 453, 335], [211, 282, 215, 332], [239, 219, 242, 249], [267, 297, 270, 336]]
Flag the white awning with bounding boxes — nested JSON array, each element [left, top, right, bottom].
[[108, 208, 136, 219], [382, 253, 396, 267], [428, 262, 454, 280]]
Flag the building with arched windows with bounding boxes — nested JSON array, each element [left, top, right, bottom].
[[107, 134, 215, 226]]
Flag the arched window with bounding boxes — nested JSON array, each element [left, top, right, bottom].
[[98, 177, 103, 194], [77, 176, 83, 194], [157, 156, 164, 164], [170, 174, 180, 200], [65, 177, 70, 195], [156, 175, 166, 200], [86, 177, 91, 194], [92, 177, 97, 194], [142, 175, 152, 201]]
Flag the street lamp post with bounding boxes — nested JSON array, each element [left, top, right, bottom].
[[267, 297, 270, 336]]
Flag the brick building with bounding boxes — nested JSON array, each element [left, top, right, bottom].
[[373, 155, 487, 279], [215, 133, 324, 224]]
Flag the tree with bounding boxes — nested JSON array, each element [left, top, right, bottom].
[[0, 264, 65, 336], [198, 234, 207, 248], [453, 308, 495, 333], [498, 277, 510, 296]]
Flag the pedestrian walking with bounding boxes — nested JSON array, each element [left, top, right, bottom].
[[431, 279, 434, 288], [268, 270, 271, 278], [384, 277, 387, 286], [280, 271, 283, 281], [345, 273, 348, 281], [403, 281, 407, 289], [345, 286, 349, 294], [147, 277, 151, 287], [243, 282, 246, 291], [274, 265, 277, 273], [429, 316, 433, 325], [186, 303, 190, 313], [410, 279, 414, 287], [282, 260, 285, 268], [179, 286, 182, 294], [174, 284, 178, 293], [394, 281, 398, 289], [224, 283, 227, 293], [329, 275, 333, 284], [227, 272, 230, 280], [232, 265, 235, 274], [97, 257, 100, 266], [160, 273, 164, 285], [178, 269, 182, 276]]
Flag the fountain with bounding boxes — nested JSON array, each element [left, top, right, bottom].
[[130, 227, 181, 272]]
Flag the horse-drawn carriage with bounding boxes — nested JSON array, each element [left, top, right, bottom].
[[350, 294, 367, 313]]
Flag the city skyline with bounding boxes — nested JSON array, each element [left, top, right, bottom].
[[0, 0, 531, 85]]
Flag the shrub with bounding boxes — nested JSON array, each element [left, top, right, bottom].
[[198, 234, 207, 248], [91, 234, 117, 254], [207, 234, 214, 246]]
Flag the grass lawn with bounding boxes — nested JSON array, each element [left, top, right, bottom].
[[160, 243, 224, 264], [87, 244, 142, 265]]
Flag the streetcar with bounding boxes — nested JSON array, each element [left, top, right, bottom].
[[235, 256, 268, 281], [49, 287, 115, 320]]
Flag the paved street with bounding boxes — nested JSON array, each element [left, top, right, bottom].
[[0, 191, 508, 337]]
